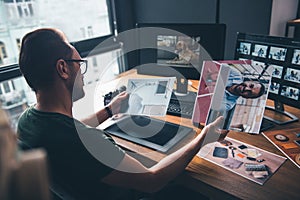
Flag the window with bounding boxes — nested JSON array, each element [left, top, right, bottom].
[[0, 42, 8, 64], [16, 39, 21, 50], [17, 5, 23, 17], [92, 57, 98, 67], [73, 45, 126, 119], [0, 76, 34, 131], [1, 0, 114, 68], [0, 0, 117, 128], [83, 46, 125, 85], [28, 3, 33, 16], [87, 26, 94, 37], [3, 82, 11, 93]]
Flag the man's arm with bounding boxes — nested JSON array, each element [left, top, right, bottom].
[[82, 92, 128, 127], [102, 117, 227, 193]]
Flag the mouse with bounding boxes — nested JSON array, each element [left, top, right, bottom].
[[130, 115, 151, 127]]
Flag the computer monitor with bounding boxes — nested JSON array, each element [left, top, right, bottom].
[[234, 32, 300, 124], [136, 23, 226, 96]]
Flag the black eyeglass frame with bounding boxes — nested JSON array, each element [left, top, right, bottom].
[[64, 59, 88, 75]]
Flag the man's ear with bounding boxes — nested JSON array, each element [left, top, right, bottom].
[[56, 59, 69, 79]]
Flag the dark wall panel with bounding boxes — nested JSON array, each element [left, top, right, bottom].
[[134, 0, 217, 23], [114, 0, 273, 64], [114, 0, 136, 32], [219, 0, 273, 59]]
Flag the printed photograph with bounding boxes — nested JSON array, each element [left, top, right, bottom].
[[262, 127, 300, 169], [284, 68, 300, 83], [192, 60, 252, 126], [157, 35, 200, 66], [269, 82, 280, 94], [192, 61, 221, 125], [268, 46, 287, 61], [238, 42, 251, 55], [122, 77, 175, 116], [271, 65, 283, 79], [280, 85, 299, 100], [252, 44, 268, 58], [205, 62, 273, 134], [291, 49, 300, 65], [198, 137, 286, 185]]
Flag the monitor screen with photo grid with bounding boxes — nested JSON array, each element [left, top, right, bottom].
[[234, 32, 300, 124]]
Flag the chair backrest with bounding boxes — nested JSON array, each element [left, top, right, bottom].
[[0, 107, 51, 200], [0, 108, 16, 200]]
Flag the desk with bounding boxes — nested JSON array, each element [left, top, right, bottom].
[[101, 70, 300, 199], [177, 104, 300, 200]]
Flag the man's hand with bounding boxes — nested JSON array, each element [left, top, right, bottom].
[[198, 116, 229, 147], [108, 91, 129, 115]]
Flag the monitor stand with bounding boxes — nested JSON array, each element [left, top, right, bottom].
[[263, 101, 298, 125]]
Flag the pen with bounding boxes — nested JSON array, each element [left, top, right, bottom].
[[229, 146, 236, 157]]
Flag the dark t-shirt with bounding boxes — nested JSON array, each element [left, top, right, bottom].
[[17, 106, 125, 200]]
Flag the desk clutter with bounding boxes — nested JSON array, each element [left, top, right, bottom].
[[197, 137, 286, 185]]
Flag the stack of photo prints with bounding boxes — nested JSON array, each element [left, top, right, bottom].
[[192, 60, 273, 134], [194, 60, 287, 185], [197, 137, 286, 185]]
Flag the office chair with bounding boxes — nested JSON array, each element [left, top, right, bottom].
[[0, 108, 50, 200]]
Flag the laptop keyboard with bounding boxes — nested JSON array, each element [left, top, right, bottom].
[[167, 98, 195, 118]]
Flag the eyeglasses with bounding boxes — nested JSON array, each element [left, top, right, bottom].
[[64, 59, 88, 75]]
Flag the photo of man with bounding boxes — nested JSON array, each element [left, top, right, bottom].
[[206, 63, 272, 134], [222, 68, 265, 111]]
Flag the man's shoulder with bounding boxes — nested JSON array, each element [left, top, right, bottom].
[[18, 107, 111, 140], [19, 106, 73, 124], [18, 106, 36, 129], [17, 107, 78, 142], [229, 67, 242, 76]]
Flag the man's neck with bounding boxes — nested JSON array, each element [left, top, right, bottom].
[[35, 88, 73, 117]]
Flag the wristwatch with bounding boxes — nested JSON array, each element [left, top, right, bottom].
[[105, 106, 113, 118]]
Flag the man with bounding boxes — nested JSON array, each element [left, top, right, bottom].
[[17, 28, 226, 200], [222, 67, 265, 130], [223, 67, 265, 111]]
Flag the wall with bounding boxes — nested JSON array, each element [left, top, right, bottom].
[[115, 0, 298, 61], [133, 0, 217, 23], [219, 0, 273, 59], [269, 0, 299, 37]]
